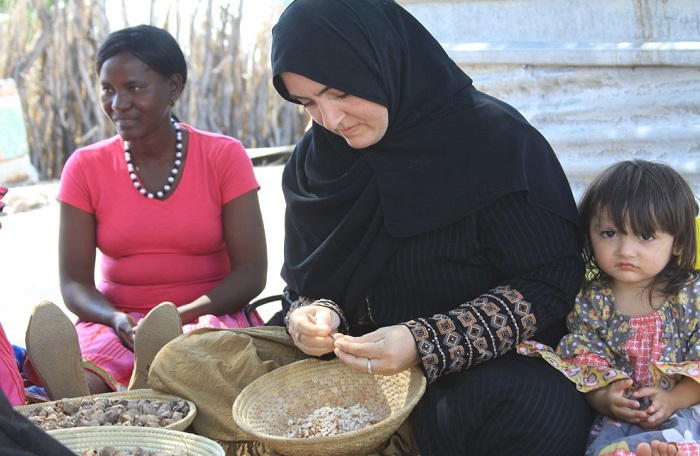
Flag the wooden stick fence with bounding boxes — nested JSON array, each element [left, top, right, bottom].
[[0, 0, 306, 180]]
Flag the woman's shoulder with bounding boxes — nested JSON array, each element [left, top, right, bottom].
[[70, 135, 121, 160], [64, 136, 122, 172], [181, 123, 244, 149], [180, 124, 249, 163], [179, 125, 257, 196]]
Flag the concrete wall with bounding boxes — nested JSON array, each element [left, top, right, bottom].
[[399, 0, 700, 200]]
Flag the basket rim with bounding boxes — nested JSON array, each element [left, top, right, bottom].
[[232, 358, 426, 447], [14, 388, 197, 432], [49, 426, 225, 455]]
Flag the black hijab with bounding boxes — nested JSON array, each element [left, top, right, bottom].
[[272, 0, 578, 320]]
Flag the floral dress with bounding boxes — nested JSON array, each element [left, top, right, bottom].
[[518, 276, 700, 456]]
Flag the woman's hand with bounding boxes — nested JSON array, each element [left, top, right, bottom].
[[111, 311, 136, 351], [333, 325, 420, 375], [288, 305, 340, 357]]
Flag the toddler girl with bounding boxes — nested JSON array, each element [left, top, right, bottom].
[[520, 159, 700, 456]]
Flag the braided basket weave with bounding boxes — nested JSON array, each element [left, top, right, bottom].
[[14, 388, 196, 432], [49, 426, 224, 455], [232, 358, 426, 456]]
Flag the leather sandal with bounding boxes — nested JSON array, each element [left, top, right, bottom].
[[128, 302, 183, 390], [25, 301, 89, 400]]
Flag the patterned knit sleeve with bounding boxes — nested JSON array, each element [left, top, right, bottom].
[[401, 193, 584, 384], [402, 286, 536, 383]]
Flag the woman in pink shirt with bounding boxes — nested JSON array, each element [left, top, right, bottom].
[[26, 25, 268, 399]]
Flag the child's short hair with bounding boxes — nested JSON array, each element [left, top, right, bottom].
[[578, 159, 698, 295]]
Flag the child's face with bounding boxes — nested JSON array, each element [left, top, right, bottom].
[[590, 212, 679, 289]]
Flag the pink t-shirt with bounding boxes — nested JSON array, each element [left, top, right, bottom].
[[0, 322, 24, 406], [58, 124, 260, 313]]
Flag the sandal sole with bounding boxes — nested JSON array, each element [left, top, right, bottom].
[[128, 302, 183, 390], [25, 301, 89, 400]]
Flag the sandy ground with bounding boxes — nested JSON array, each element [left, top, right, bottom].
[[0, 165, 286, 347]]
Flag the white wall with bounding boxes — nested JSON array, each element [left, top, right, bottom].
[[399, 0, 700, 199]]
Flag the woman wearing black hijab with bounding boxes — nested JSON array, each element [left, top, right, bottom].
[[272, 0, 592, 454], [150, 0, 592, 453]]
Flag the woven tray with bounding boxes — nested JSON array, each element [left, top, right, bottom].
[[232, 358, 426, 456], [14, 388, 196, 432], [49, 426, 224, 455]]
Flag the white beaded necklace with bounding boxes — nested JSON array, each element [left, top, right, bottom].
[[124, 117, 183, 199]]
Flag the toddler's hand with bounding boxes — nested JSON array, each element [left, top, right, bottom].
[[587, 379, 649, 424], [634, 387, 675, 430]]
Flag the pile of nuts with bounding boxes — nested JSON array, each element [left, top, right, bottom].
[[80, 447, 186, 456], [18, 397, 190, 431], [284, 404, 380, 438]]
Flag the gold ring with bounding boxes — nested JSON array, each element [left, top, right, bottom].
[[367, 357, 373, 374], [295, 332, 302, 343]]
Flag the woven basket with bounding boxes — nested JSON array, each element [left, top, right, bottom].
[[49, 426, 224, 455], [232, 358, 426, 456], [14, 389, 196, 432]]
